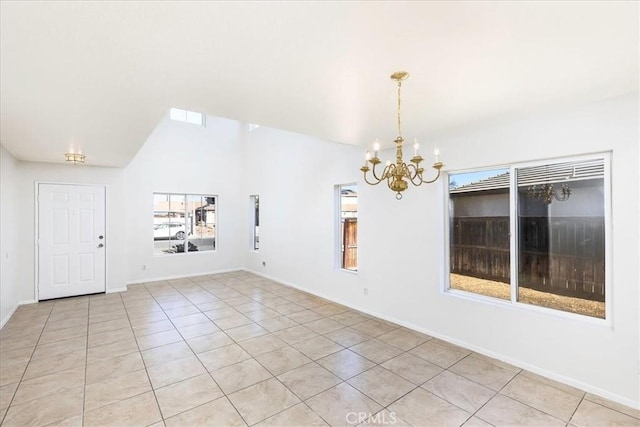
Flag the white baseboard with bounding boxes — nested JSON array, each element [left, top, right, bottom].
[[1, 299, 39, 329], [0, 304, 18, 329], [107, 287, 127, 294], [126, 267, 243, 286], [243, 268, 640, 411]]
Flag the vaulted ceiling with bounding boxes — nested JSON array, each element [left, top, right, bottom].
[[1, 1, 637, 167]]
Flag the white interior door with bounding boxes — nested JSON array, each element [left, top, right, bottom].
[[38, 183, 106, 300]]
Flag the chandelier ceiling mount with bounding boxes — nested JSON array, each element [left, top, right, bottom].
[[65, 153, 85, 165]]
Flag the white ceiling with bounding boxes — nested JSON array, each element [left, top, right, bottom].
[[1, 1, 638, 167]]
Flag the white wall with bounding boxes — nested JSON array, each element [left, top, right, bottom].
[[242, 126, 362, 301], [415, 95, 640, 406], [0, 145, 21, 326], [124, 113, 245, 283], [245, 94, 639, 408], [13, 162, 128, 302]]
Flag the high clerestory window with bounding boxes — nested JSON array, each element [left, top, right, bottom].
[[170, 108, 206, 126], [447, 155, 609, 319]]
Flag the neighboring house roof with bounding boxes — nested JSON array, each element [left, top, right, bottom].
[[450, 172, 510, 194], [450, 159, 605, 194]]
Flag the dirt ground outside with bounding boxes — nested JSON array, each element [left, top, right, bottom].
[[450, 274, 605, 319]]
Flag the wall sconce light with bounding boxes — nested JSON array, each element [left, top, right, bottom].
[[65, 153, 85, 164]]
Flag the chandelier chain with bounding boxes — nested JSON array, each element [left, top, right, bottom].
[[397, 80, 402, 138]]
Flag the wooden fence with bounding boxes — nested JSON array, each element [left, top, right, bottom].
[[342, 218, 358, 270], [450, 216, 605, 302]]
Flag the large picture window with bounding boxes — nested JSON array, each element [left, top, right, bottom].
[[447, 156, 608, 319], [153, 193, 216, 255]]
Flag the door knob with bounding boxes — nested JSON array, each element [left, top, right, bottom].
[[98, 243, 104, 248], [99, 235, 104, 239]]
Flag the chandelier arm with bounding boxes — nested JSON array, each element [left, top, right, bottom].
[[384, 164, 397, 190], [370, 162, 384, 181], [420, 167, 442, 184], [405, 163, 424, 186], [385, 163, 396, 179], [362, 172, 386, 186]]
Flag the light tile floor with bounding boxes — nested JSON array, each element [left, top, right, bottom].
[[1, 271, 638, 426]]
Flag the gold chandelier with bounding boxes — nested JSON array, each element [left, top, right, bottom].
[[361, 71, 443, 200]]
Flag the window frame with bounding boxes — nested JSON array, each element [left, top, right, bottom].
[[153, 192, 218, 256], [443, 153, 612, 324]]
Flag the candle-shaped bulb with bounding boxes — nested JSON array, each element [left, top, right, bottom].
[[414, 139, 420, 157], [373, 139, 380, 158], [366, 151, 371, 161], [433, 146, 440, 162]]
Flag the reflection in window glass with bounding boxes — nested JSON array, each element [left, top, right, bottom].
[[449, 169, 511, 299], [517, 159, 605, 318], [339, 184, 358, 271], [153, 193, 216, 254], [447, 157, 607, 319]]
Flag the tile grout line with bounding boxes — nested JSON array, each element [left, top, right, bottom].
[[3, 282, 475, 426], [219, 277, 341, 426], [0, 301, 54, 425], [492, 368, 588, 425], [173, 275, 322, 426], [142, 276, 253, 425], [96, 276, 403, 426], [568, 394, 587, 425], [5, 272, 634, 426], [164, 275, 344, 425], [81, 295, 93, 427], [120, 281, 167, 425], [175, 280, 252, 426], [219, 275, 486, 425]]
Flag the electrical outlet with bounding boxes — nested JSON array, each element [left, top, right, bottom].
[[363, 288, 368, 296]]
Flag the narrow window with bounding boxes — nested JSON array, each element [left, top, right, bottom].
[[153, 193, 216, 254], [250, 195, 260, 251], [447, 155, 608, 319], [339, 184, 358, 271]]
